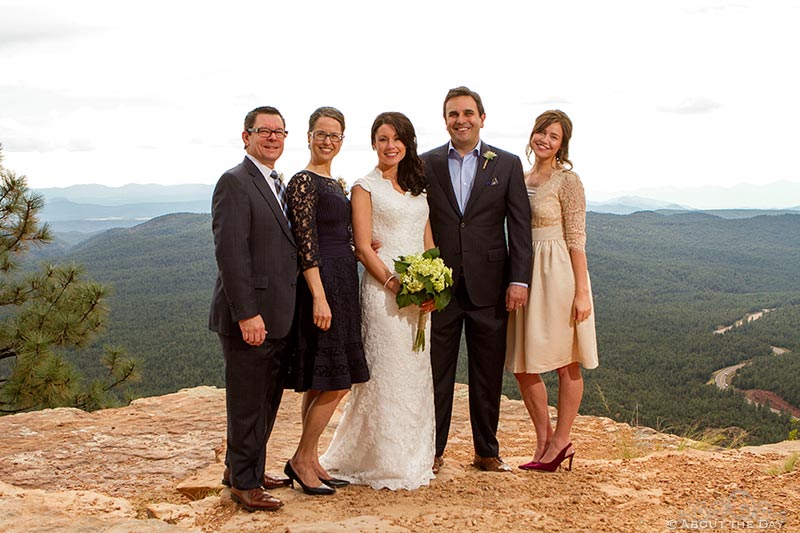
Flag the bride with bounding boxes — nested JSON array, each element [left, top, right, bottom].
[[319, 111, 435, 490]]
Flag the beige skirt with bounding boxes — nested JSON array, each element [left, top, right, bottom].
[[506, 225, 599, 374]]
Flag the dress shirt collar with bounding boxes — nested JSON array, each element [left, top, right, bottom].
[[447, 139, 483, 159], [245, 154, 279, 181]]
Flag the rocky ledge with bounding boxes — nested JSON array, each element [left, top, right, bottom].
[[1, 385, 798, 532]]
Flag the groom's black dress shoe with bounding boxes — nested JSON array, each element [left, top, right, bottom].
[[432, 455, 444, 474], [222, 467, 291, 490], [472, 454, 512, 472]]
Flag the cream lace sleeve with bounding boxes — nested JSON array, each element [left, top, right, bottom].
[[558, 171, 587, 252], [353, 169, 376, 193]]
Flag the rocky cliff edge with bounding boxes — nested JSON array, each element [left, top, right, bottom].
[[1, 385, 798, 532]]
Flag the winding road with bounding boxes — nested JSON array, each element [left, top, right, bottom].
[[713, 362, 749, 390], [709, 308, 798, 420]]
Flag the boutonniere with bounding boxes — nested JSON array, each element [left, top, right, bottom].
[[277, 172, 285, 183], [482, 150, 497, 169], [336, 177, 349, 197]]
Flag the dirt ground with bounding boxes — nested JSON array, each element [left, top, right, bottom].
[[1, 385, 798, 532]]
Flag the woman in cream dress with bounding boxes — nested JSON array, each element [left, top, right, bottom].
[[506, 109, 598, 472]]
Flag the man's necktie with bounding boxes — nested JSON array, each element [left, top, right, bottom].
[[270, 170, 290, 224]]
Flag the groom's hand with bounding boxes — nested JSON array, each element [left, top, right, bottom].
[[505, 285, 528, 312]]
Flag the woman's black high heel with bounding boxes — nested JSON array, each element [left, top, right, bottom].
[[319, 476, 350, 488], [284, 461, 335, 495]]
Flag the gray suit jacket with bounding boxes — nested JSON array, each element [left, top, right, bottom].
[[208, 157, 297, 339], [422, 143, 532, 307]]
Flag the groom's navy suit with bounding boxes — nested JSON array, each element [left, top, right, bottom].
[[209, 156, 297, 490], [423, 142, 532, 458]]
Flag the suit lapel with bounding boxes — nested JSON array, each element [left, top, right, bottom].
[[430, 144, 462, 215], [243, 158, 295, 244], [463, 143, 491, 216]]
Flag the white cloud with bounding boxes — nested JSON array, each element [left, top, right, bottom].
[[1, 0, 798, 206]]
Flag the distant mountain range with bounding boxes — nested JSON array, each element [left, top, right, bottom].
[[34, 183, 213, 205], [587, 195, 800, 218], [33, 182, 800, 238], [589, 180, 800, 210], [587, 196, 689, 214], [34, 184, 213, 237]]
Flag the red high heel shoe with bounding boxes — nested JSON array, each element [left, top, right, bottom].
[[525, 443, 574, 472]]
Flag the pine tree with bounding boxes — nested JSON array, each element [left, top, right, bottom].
[[0, 144, 139, 413]]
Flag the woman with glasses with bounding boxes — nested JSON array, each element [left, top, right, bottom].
[[284, 106, 368, 495], [320, 111, 435, 490]]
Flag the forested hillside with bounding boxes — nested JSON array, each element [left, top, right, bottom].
[[730, 304, 800, 407], [562, 212, 800, 444], [30, 211, 800, 445], [56, 213, 221, 394]]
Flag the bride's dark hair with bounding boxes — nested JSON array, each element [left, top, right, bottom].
[[370, 112, 427, 196]]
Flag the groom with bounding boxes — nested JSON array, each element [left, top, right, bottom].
[[422, 86, 532, 472]]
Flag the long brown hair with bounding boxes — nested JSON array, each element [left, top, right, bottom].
[[526, 109, 573, 170]]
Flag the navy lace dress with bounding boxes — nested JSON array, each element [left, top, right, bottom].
[[286, 171, 368, 391]]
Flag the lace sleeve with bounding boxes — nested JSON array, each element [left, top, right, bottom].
[[287, 171, 321, 271], [353, 172, 373, 193], [559, 171, 587, 252]]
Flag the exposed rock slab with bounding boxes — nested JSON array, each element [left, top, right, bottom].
[[1, 384, 798, 532]]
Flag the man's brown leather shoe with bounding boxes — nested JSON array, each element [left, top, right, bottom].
[[222, 467, 291, 490], [432, 455, 444, 474], [472, 454, 512, 472], [229, 486, 283, 512]]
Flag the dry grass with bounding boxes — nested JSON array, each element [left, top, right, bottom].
[[766, 452, 798, 476]]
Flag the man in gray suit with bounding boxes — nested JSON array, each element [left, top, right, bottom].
[[209, 106, 297, 511], [422, 87, 533, 473]]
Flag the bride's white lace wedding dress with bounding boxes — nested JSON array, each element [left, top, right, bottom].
[[319, 168, 435, 490]]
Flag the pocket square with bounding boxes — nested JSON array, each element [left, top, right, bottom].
[[486, 177, 499, 186]]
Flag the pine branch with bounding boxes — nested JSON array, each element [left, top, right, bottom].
[[0, 406, 27, 414], [103, 362, 138, 392]]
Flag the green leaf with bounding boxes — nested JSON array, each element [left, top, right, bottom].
[[394, 259, 410, 274], [396, 292, 414, 308], [434, 289, 451, 311], [423, 247, 440, 260]]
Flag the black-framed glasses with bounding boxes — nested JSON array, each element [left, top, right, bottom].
[[247, 127, 288, 139], [311, 131, 344, 143]]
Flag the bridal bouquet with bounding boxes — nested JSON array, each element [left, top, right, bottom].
[[393, 247, 453, 352]]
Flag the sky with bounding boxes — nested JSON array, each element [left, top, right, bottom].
[[2, 0, 799, 208]]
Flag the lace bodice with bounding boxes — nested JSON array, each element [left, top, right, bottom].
[[287, 171, 353, 271], [529, 169, 587, 252], [354, 168, 430, 262]]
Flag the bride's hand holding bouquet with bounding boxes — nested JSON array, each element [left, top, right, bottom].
[[393, 247, 453, 352]]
